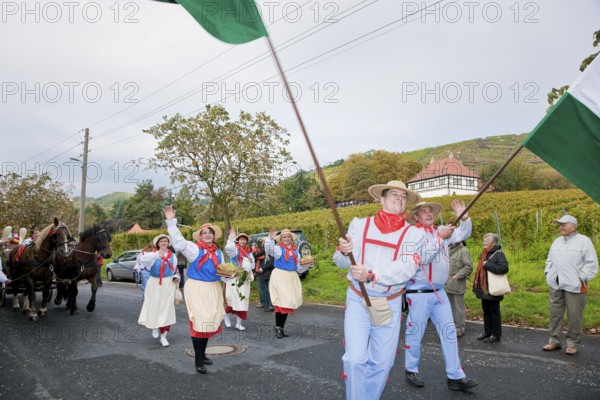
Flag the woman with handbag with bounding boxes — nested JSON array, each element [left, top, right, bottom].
[[473, 233, 509, 344]]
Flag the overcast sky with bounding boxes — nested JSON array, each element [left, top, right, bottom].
[[1, 0, 598, 197]]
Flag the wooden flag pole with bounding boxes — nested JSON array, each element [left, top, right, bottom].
[[451, 144, 525, 225], [265, 36, 372, 307]]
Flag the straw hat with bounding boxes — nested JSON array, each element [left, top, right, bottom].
[[192, 223, 223, 242], [406, 202, 443, 224], [152, 234, 171, 248], [235, 233, 249, 242], [275, 229, 296, 243], [367, 180, 421, 205]]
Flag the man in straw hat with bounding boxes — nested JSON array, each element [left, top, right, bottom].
[[224, 230, 255, 331], [403, 200, 477, 391], [333, 180, 454, 400], [163, 205, 225, 374], [543, 215, 598, 355]]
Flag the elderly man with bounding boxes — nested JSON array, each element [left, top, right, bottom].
[[543, 215, 598, 355], [333, 181, 454, 400], [403, 200, 477, 391]]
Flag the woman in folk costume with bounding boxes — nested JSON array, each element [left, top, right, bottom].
[[137, 234, 180, 347], [224, 230, 255, 331], [264, 228, 308, 339], [163, 205, 225, 375]]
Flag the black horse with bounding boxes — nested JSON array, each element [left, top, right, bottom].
[[54, 224, 112, 315], [6, 218, 72, 320]]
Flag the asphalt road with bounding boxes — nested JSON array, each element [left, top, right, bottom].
[[1, 282, 599, 400]]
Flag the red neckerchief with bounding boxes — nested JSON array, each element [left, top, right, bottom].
[[158, 249, 174, 285], [236, 243, 251, 265], [373, 209, 406, 234], [196, 241, 219, 270], [415, 222, 437, 234], [279, 243, 298, 264]]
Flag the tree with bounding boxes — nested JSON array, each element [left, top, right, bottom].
[[172, 185, 199, 226], [122, 180, 168, 229], [145, 104, 293, 234], [273, 170, 326, 213], [547, 29, 599, 109], [0, 173, 77, 231], [330, 150, 417, 202], [85, 203, 108, 226]]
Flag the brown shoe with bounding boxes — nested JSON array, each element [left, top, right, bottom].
[[542, 343, 562, 351], [565, 347, 578, 355]]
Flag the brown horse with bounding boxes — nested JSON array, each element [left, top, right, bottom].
[[6, 218, 72, 320], [54, 224, 112, 315]]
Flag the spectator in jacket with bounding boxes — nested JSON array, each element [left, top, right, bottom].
[[543, 215, 598, 355], [473, 233, 509, 344], [445, 241, 473, 337], [253, 238, 274, 312]]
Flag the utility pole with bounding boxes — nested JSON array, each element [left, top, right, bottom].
[[78, 128, 90, 234]]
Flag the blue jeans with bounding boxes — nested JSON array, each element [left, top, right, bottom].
[[140, 269, 150, 302], [257, 274, 272, 308]]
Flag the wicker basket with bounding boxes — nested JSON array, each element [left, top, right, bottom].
[[216, 263, 239, 278], [299, 256, 316, 266]]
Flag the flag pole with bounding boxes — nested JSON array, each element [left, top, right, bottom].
[[451, 144, 525, 225], [265, 36, 372, 307]]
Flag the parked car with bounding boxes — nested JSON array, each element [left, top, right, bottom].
[[248, 230, 314, 279], [105, 250, 141, 282]]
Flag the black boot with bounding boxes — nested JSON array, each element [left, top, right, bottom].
[[192, 338, 208, 374], [274, 326, 284, 339]]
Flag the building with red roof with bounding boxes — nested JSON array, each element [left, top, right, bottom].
[[407, 153, 481, 198]]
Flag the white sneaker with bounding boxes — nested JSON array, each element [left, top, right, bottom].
[[160, 332, 169, 347], [152, 329, 159, 339], [223, 313, 232, 328], [235, 319, 246, 331]]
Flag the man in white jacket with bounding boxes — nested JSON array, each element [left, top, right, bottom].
[[543, 215, 598, 355]]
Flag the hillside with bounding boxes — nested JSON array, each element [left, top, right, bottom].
[[395, 133, 546, 174], [73, 192, 133, 210]]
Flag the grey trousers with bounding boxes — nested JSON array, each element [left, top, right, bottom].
[[447, 292, 466, 332], [548, 287, 587, 348]]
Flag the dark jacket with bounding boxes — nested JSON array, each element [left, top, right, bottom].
[[252, 248, 274, 280], [473, 244, 509, 301]]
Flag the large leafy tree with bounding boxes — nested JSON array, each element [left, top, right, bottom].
[[145, 104, 293, 233], [0, 173, 77, 231], [122, 180, 168, 229]]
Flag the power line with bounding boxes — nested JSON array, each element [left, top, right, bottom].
[[91, 0, 447, 152]]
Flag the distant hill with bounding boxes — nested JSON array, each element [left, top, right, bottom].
[[73, 192, 133, 210], [399, 133, 543, 172]]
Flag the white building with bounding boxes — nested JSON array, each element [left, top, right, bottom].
[[407, 153, 481, 198]]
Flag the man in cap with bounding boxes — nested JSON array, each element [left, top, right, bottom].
[[333, 181, 454, 400], [403, 200, 477, 391], [543, 215, 598, 355]]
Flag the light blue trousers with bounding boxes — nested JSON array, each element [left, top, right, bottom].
[[343, 288, 403, 400], [404, 289, 465, 379]]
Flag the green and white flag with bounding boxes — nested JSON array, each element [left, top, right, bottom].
[[523, 55, 600, 203], [155, 0, 268, 44]]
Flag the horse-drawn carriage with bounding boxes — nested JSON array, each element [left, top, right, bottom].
[[0, 221, 112, 319]]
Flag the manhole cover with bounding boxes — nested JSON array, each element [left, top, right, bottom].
[[184, 344, 247, 358]]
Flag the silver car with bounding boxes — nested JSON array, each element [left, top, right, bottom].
[[105, 250, 141, 282]]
